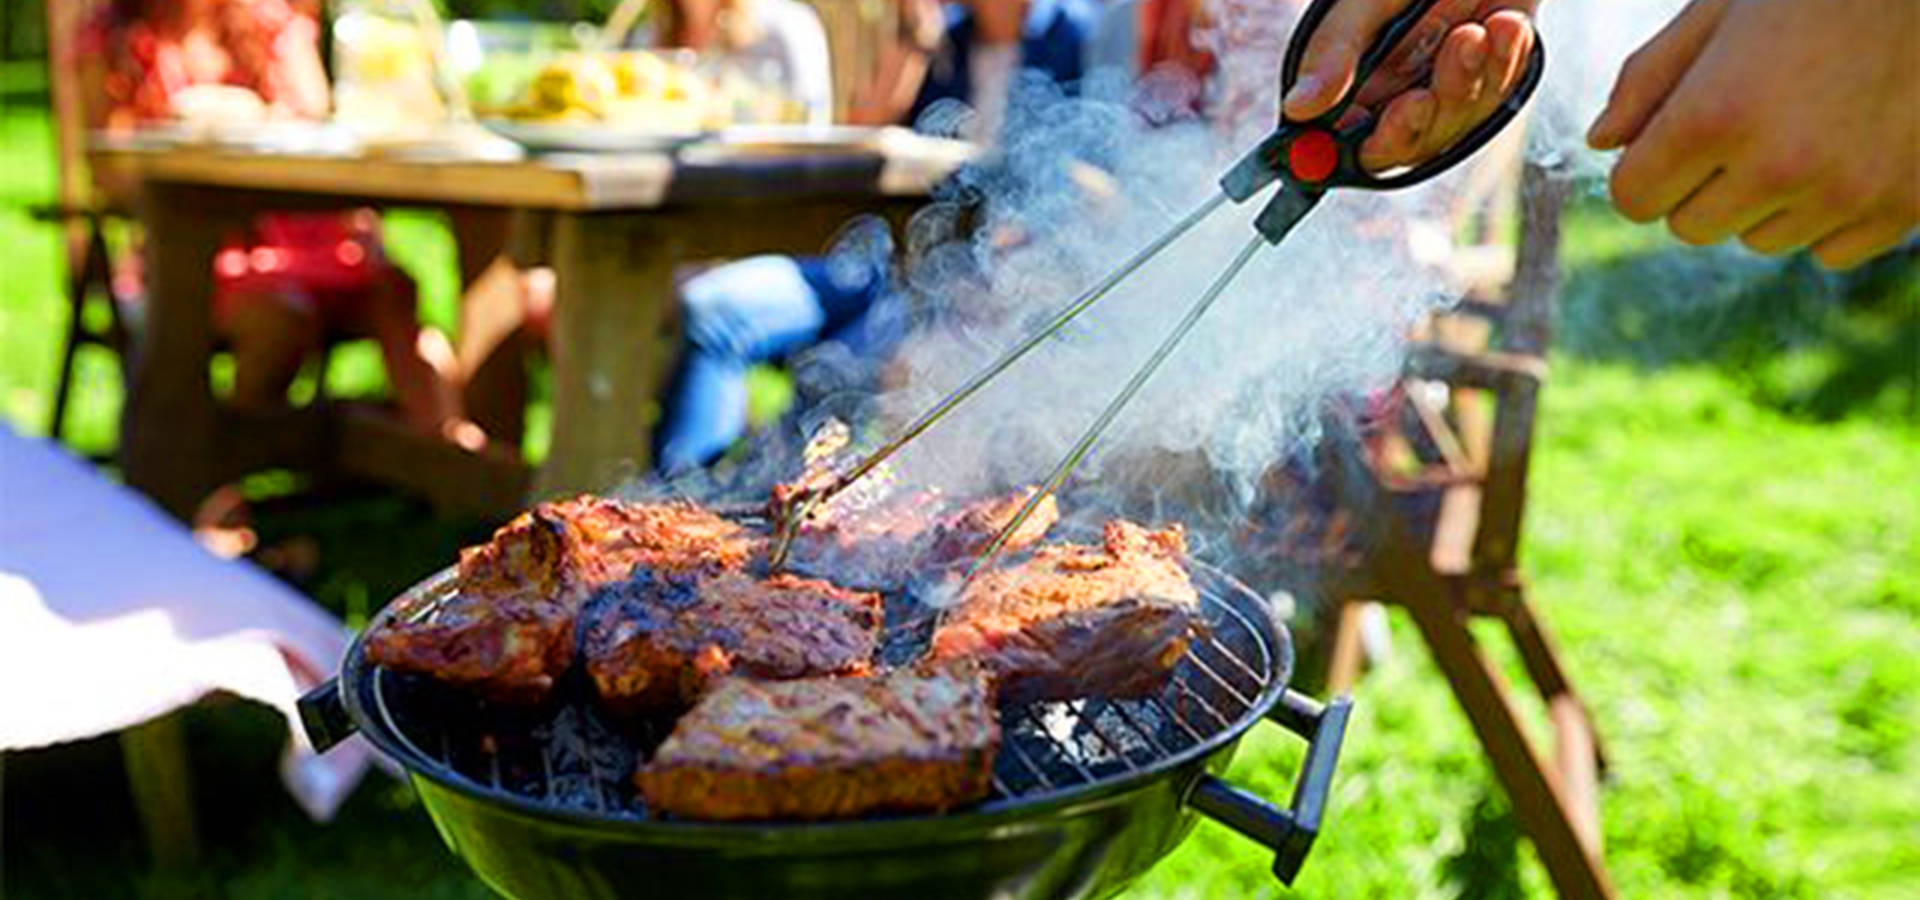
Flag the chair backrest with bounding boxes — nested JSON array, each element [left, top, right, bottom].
[[1469, 160, 1568, 576]]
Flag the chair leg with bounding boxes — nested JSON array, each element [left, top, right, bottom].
[[1502, 584, 1610, 775], [48, 302, 85, 442], [1392, 572, 1614, 900], [120, 712, 201, 870], [1325, 599, 1368, 693]]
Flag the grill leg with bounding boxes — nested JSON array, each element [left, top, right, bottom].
[[1391, 568, 1613, 900]]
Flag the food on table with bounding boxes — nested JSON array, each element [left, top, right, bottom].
[[491, 48, 805, 130], [367, 496, 758, 701], [635, 662, 1000, 820], [928, 520, 1201, 703], [331, 8, 448, 128], [583, 569, 883, 714]]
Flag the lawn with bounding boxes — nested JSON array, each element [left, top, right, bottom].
[[2, 98, 1916, 900]]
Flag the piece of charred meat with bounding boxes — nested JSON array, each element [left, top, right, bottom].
[[457, 496, 759, 596], [583, 570, 883, 714], [367, 496, 759, 702], [636, 663, 999, 821], [363, 584, 580, 704], [783, 488, 1060, 589], [927, 488, 1060, 563], [928, 520, 1200, 704]]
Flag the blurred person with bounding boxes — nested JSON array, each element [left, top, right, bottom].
[[448, 0, 840, 454], [1279, 0, 1918, 270], [651, 0, 1101, 474], [648, 0, 835, 124], [77, 0, 472, 442]]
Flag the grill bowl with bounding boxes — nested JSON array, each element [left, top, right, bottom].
[[302, 562, 1350, 900]]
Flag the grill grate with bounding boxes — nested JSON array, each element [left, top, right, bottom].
[[367, 565, 1284, 818]]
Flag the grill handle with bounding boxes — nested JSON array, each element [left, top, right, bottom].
[[298, 678, 359, 753], [1186, 690, 1353, 885]]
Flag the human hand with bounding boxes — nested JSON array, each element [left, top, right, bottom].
[[1589, 0, 1920, 270], [1280, 0, 1540, 173]]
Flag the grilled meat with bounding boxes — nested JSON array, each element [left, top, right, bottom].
[[636, 663, 999, 820], [785, 488, 1060, 589], [363, 584, 579, 704], [367, 496, 759, 702], [457, 496, 759, 596], [927, 488, 1060, 563], [584, 570, 883, 714], [929, 520, 1200, 703]]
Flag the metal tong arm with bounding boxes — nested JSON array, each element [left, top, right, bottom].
[[964, 233, 1268, 580], [767, 192, 1231, 566]]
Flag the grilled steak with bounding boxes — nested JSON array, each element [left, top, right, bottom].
[[367, 496, 759, 702], [785, 488, 1060, 589], [584, 570, 883, 714], [928, 520, 1200, 703], [456, 496, 759, 596], [636, 663, 999, 820], [363, 584, 579, 704], [927, 488, 1061, 564]]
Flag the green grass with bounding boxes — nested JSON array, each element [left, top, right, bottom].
[[3, 100, 1916, 899]]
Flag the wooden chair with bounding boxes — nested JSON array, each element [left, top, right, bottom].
[[1318, 161, 1616, 899], [41, 0, 130, 447]]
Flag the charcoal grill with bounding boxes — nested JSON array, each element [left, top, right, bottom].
[[299, 560, 1350, 900]]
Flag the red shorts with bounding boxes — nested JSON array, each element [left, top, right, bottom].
[[212, 210, 413, 334]]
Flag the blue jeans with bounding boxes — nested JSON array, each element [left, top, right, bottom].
[[653, 255, 898, 474]]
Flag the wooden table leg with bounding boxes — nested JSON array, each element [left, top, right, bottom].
[[120, 183, 239, 519], [536, 213, 681, 497], [120, 712, 201, 869]]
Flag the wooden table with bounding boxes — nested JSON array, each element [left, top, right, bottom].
[[91, 135, 969, 518]]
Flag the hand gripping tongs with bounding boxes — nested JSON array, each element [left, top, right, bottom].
[[767, 0, 1545, 578]]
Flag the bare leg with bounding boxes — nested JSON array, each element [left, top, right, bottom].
[[221, 292, 320, 413], [363, 276, 475, 444]]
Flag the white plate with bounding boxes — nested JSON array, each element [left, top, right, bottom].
[[481, 119, 708, 153], [710, 124, 892, 154]]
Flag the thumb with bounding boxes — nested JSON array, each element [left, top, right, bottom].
[[1587, 0, 1730, 149]]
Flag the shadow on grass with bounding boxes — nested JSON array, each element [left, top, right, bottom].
[[1555, 211, 1918, 424], [1438, 787, 1528, 900]]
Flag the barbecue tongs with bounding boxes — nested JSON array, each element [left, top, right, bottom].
[[768, 0, 1545, 576]]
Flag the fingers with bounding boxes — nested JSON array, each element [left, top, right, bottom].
[[1430, 22, 1490, 107], [1360, 90, 1439, 171], [1605, 59, 1734, 225], [1358, 11, 1531, 173], [1587, 0, 1730, 150], [1810, 215, 1916, 270], [1284, 0, 1420, 121], [1737, 205, 1851, 257], [1665, 171, 1790, 246]]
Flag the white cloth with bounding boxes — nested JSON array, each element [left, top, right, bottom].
[[0, 425, 374, 821]]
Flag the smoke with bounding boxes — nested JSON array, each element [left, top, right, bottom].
[[1530, 0, 1693, 182], [642, 0, 1749, 595]]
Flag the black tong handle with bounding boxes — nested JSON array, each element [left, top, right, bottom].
[[1280, 0, 1547, 192]]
